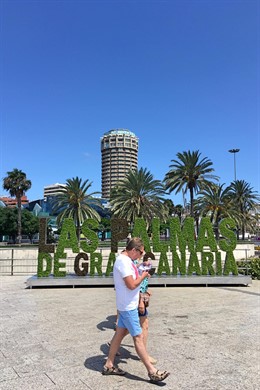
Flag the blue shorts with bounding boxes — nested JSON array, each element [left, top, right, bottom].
[[117, 309, 142, 337]]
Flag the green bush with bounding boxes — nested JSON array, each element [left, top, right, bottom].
[[237, 258, 260, 280]]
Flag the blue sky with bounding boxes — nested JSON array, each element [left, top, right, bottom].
[[1, 0, 259, 205]]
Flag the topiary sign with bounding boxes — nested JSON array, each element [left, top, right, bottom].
[[37, 217, 238, 277]]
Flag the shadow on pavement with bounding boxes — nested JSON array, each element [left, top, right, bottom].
[[84, 355, 166, 386], [100, 341, 140, 362], [216, 287, 260, 296], [96, 314, 117, 331]]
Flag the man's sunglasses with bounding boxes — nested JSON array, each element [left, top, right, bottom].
[[135, 248, 144, 256]]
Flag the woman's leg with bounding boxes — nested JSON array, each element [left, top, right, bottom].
[[139, 313, 157, 364], [139, 315, 149, 348]]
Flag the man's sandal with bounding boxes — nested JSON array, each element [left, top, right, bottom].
[[148, 370, 170, 383], [102, 366, 126, 376]]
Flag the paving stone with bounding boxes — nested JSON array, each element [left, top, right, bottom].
[[0, 366, 19, 383], [0, 275, 259, 390], [0, 373, 56, 389]]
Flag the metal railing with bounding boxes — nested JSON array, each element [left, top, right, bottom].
[[0, 247, 254, 276]]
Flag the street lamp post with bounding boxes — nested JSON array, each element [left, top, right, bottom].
[[228, 149, 240, 181]]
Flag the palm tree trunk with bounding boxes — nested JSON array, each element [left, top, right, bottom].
[[190, 187, 194, 217], [17, 196, 22, 246], [215, 212, 220, 240], [195, 216, 199, 238], [242, 224, 245, 240], [76, 214, 81, 242]]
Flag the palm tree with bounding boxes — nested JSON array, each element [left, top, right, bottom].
[[3, 168, 31, 245], [98, 217, 111, 241], [172, 204, 185, 222], [163, 199, 175, 217], [239, 209, 259, 238], [51, 177, 102, 241], [227, 180, 260, 240], [109, 167, 168, 227], [164, 150, 218, 217], [195, 183, 236, 239]]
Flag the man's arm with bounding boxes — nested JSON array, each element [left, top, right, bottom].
[[123, 271, 150, 290]]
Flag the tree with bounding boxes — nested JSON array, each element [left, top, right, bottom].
[[172, 204, 185, 222], [195, 183, 236, 239], [164, 150, 218, 217], [2, 169, 32, 245], [109, 167, 168, 228], [98, 217, 111, 241], [227, 180, 260, 240], [0, 208, 17, 242], [160, 200, 185, 238], [0, 208, 39, 243], [21, 209, 39, 241], [163, 199, 175, 217], [51, 177, 102, 241]]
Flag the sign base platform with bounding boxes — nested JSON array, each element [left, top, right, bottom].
[[26, 274, 252, 288]]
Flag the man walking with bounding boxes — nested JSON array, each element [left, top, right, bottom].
[[102, 237, 170, 383]]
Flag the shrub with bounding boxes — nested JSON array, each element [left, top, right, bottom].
[[237, 258, 260, 280]]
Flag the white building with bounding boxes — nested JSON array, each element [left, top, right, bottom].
[[43, 183, 66, 199]]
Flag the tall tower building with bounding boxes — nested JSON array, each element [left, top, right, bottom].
[[101, 129, 138, 199]]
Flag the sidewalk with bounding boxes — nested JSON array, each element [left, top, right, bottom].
[[0, 276, 259, 390]]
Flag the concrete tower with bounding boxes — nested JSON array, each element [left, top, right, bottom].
[[101, 129, 138, 199]]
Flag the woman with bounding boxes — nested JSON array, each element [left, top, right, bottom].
[[136, 256, 157, 364]]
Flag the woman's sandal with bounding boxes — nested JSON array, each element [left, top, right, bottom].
[[102, 366, 126, 376], [148, 370, 170, 383]]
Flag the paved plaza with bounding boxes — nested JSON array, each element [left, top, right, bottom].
[[0, 276, 259, 390]]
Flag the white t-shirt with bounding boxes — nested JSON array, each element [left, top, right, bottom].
[[113, 252, 140, 311]]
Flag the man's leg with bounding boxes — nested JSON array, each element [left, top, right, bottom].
[[133, 333, 170, 382], [133, 333, 155, 374], [105, 327, 128, 368]]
